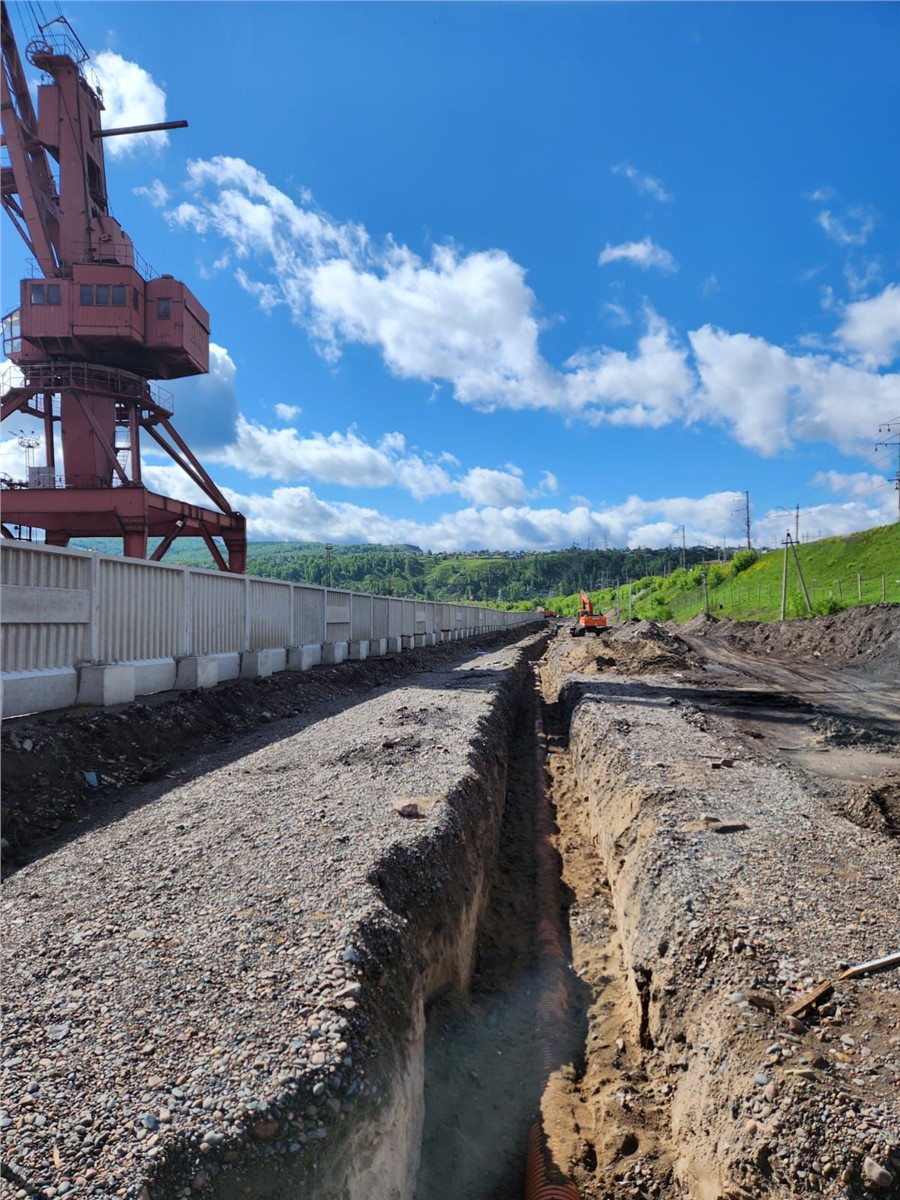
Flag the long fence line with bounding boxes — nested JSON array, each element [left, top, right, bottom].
[[667, 570, 900, 621], [0, 542, 540, 718]]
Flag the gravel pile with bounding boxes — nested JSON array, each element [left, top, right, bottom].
[[1, 631, 546, 1199]]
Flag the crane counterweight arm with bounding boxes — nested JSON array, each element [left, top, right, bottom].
[[1, 0, 60, 274]]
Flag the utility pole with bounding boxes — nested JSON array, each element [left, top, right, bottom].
[[744, 490, 752, 550], [681, 524, 686, 570], [794, 503, 800, 544], [875, 418, 900, 522]]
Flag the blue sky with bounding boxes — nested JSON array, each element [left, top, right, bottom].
[[3, 1, 899, 550]]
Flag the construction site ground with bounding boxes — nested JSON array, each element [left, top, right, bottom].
[[1, 607, 899, 1199]]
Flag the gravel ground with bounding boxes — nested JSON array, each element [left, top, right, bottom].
[[541, 619, 900, 1198], [0, 630, 548, 1200]]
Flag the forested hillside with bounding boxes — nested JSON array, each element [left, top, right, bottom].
[[69, 537, 717, 603]]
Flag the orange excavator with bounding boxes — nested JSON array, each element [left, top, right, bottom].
[[570, 590, 608, 637]]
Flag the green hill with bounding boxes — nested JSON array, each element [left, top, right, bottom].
[[546, 524, 900, 623], [68, 537, 713, 603]]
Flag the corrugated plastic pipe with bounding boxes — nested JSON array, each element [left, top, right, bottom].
[[525, 692, 580, 1200]]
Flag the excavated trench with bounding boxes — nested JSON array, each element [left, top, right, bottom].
[[413, 614, 900, 1200], [4, 614, 898, 1200]]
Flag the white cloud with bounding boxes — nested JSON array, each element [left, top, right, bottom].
[[564, 312, 694, 428], [162, 158, 899, 461], [538, 470, 559, 495], [754, 495, 897, 544], [227, 485, 747, 552], [807, 186, 836, 203], [610, 163, 673, 203], [394, 455, 454, 501], [274, 403, 301, 422], [816, 207, 875, 247], [689, 323, 900, 458], [836, 284, 900, 368], [605, 301, 631, 326], [811, 469, 892, 499], [456, 467, 529, 507], [91, 51, 168, 158], [700, 273, 719, 297], [133, 179, 170, 208], [213, 421, 398, 488], [598, 237, 678, 273], [843, 257, 881, 297]]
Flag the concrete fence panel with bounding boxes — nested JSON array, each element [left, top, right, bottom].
[[325, 589, 352, 644], [295, 586, 326, 646], [190, 571, 246, 656], [372, 596, 390, 640], [249, 578, 293, 650], [0, 543, 92, 672], [402, 600, 416, 638], [388, 598, 404, 639], [350, 593, 373, 641], [98, 557, 185, 663]]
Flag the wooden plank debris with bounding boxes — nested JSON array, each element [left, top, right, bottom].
[[782, 980, 834, 1019]]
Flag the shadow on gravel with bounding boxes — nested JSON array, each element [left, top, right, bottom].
[[562, 677, 899, 741], [2, 628, 549, 876]]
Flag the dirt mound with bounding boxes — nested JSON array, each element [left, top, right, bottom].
[[541, 623, 698, 698], [682, 604, 899, 672]]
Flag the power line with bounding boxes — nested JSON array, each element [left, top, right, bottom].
[[875, 418, 900, 523]]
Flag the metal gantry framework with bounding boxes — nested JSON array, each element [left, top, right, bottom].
[[1, 2, 246, 570]]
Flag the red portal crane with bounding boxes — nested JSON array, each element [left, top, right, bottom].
[[0, 3, 246, 571]]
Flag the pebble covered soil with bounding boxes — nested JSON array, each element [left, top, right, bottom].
[[0, 630, 546, 1200], [541, 616, 900, 1199]]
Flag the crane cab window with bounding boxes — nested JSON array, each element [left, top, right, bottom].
[[80, 284, 94, 305], [133, 288, 140, 311], [96, 285, 109, 305], [157, 298, 171, 319], [112, 285, 126, 306], [30, 283, 61, 305]]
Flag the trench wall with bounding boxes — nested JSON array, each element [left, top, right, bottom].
[[0, 542, 540, 717], [142, 631, 550, 1199]]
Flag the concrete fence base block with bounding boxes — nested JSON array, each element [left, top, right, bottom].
[[321, 642, 348, 665], [368, 638, 388, 657], [241, 649, 275, 679], [387, 637, 402, 653], [401, 636, 415, 651], [132, 658, 177, 696], [77, 663, 135, 708], [348, 640, 369, 661], [175, 655, 218, 691], [2, 667, 78, 719], [413, 634, 427, 648], [212, 653, 241, 683], [425, 633, 438, 647], [287, 644, 322, 672]]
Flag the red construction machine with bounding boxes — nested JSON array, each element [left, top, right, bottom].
[[570, 590, 608, 637], [1, 3, 247, 570]]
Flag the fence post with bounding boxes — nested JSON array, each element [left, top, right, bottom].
[[837, 580, 842, 601], [89, 551, 101, 662], [182, 568, 192, 656], [857, 573, 862, 601], [883, 574, 886, 602], [244, 576, 251, 650]]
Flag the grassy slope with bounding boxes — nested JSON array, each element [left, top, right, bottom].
[[547, 524, 900, 623]]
